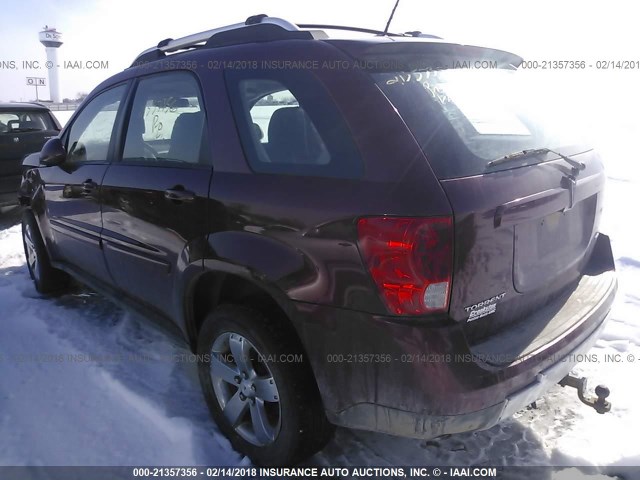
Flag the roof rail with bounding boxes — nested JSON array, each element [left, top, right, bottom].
[[131, 15, 301, 65], [403, 30, 443, 39], [130, 15, 443, 66], [296, 24, 442, 39], [296, 24, 404, 37]]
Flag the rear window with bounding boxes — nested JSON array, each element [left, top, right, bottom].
[[0, 111, 56, 133], [372, 68, 586, 179], [226, 69, 362, 179]]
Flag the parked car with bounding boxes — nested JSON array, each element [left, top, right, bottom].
[[0, 102, 60, 209], [18, 15, 617, 465]]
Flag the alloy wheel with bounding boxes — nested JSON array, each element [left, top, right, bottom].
[[209, 332, 281, 446]]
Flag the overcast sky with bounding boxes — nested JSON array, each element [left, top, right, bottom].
[[1, 0, 639, 102]]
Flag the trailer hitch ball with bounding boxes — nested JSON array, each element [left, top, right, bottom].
[[594, 385, 611, 414], [559, 374, 612, 414]]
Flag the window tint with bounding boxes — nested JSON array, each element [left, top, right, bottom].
[[122, 71, 208, 165], [66, 85, 125, 163], [227, 70, 362, 179], [373, 69, 585, 179]]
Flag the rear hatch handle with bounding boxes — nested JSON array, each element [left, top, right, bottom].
[[492, 153, 599, 228], [493, 187, 566, 228]]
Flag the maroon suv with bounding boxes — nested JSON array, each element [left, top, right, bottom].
[[18, 15, 617, 465]]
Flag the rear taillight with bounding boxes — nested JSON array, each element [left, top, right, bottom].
[[357, 216, 453, 315]]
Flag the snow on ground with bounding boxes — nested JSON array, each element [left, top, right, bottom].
[[0, 91, 638, 478], [0, 217, 241, 466]]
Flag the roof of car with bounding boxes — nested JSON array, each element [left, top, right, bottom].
[[123, 16, 521, 76], [0, 102, 52, 111], [87, 15, 521, 104], [128, 15, 488, 66]]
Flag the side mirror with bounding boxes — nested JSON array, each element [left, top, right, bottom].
[[40, 137, 66, 166]]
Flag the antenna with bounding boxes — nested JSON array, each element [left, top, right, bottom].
[[383, 0, 401, 35]]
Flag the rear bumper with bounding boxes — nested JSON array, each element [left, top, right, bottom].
[[292, 234, 617, 439], [324, 312, 609, 439]]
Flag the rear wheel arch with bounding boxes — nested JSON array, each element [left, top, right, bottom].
[[186, 269, 304, 354], [196, 303, 335, 464], [186, 268, 329, 418]]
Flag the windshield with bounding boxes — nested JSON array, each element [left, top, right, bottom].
[[0, 111, 56, 133], [373, 68, 586, 179]]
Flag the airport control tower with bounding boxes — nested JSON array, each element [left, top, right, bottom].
[[39, 26, 63, 103]]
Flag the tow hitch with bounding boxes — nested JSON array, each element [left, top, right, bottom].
[[559, 374, 611, 414]]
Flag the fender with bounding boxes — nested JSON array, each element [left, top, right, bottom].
[[17, 153, 41, 206], [179, 230, 310, 349], [207, 230, 307, 284]]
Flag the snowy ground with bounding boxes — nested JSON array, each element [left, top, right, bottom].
[[0, 99, 638, 478]]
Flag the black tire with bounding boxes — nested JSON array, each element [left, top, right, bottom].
[[197, 304, 334, 465], [22, 210, 70, 294]]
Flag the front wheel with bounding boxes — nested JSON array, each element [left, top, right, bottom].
[[197, 305, 334, 465], [22, 211, 70, 294]]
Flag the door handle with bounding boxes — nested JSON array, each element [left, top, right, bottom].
[[81, 180, 98, 196], [164, 188, 195, 203]]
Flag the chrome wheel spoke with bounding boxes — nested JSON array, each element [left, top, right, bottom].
[[249, 399, 276, 444], [229, 335, 252, 375], [253, 377, 279, 402], [27, 247, 36, 267], [223, 390, 249, 427], [209, 355, 240, 385], [23, 226, 38, 272]]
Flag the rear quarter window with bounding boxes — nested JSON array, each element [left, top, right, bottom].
[[226, 69, 362, 179]]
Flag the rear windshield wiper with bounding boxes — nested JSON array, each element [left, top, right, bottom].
[[487, 148, 586, 173]]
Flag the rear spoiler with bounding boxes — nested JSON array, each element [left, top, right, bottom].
[[329, 40, 523, 72]]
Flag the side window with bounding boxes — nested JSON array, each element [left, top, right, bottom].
[[227, 70, 362, 179], [248, 86, 330, 166], [122, 71, 208, 165], [66, 85, 126, 163]]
